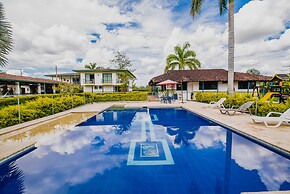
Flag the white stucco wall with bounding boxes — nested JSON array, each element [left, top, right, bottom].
[[186, 81, 260, 100], [95, 73, 102, 84], [83, 86, 93, 93], [103, 86, 114, 92], [80, 73, 85, 85], [112, 73, 117, 85]]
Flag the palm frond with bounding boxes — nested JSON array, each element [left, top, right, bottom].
[[0, 2, 13, 67], [169, 62, 179, 68], [183, 50, 196, 58], [219, 0, 228, 15], [174, 45, 183, 59], [182, 42, 191, 51], [164, 65, 170, 73], [166, 54, 179, 64], [192, 58, 201, 68], [190, 0, 204, 18]]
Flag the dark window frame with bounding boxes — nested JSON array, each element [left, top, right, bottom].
[[103, 73, 112, 83], [199, 81, 218, 90]]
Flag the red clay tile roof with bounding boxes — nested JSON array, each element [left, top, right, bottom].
[[149, 69, 271, 85], [0, 73, 59, 84]]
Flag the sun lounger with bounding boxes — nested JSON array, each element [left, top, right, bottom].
[[204, 97, 226, 109], [219, 101, 254, 116], [251, 108, 290, 128]]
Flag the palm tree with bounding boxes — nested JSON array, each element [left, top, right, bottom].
[[190, 0, 235, 94], [164, 42, 200, 73], [167, 127, 196, 146], [0, 2, 13, 67], [84, 63, 104, 70]]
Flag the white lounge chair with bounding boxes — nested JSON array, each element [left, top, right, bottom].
[[220, 101, 254, 116], [251, 108, 290, 128], [204, 97, 226, 109]]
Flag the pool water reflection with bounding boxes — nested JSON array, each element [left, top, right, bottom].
[[0, 108, 289, 194]]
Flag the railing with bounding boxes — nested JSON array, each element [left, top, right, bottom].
[[84, 79, 94, 84]]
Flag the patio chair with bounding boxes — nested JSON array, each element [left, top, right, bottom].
[[204, 97, 226, 109], [251, 108, 290, 128], [219, 101, 254, 116]]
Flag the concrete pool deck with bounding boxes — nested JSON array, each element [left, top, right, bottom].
[[0, 101, 289, 193]]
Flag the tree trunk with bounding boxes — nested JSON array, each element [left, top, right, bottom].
[[227, 1, 235, 95]]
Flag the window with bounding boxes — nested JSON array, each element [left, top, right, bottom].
[[238, 81, 256, 89], [176, 82, 187, 91], [85, 74, 94, 84], [199, 82, 218, 90], [103, 73, 112, 83]]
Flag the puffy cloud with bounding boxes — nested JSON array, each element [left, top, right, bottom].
[[232, 134, 290, 191], [235, 0, 290, 43], [1, 0, 290, 85]]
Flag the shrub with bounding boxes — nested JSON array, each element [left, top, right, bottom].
[[195, 92, 290, 116], [0, 94, 66, 109], [0, 92, 147, 129]]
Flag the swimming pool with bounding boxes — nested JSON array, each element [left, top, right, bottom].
[[0, 108, 289, 194]]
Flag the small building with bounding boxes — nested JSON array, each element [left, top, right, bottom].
[[45, 69, 136, 93], [270, 74, 289, 85], [148, 69, 271, 100], [44, 73, 80, 84], [0, 72, 59, 96]]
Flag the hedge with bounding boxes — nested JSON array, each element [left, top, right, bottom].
[[0, 92, 147, 129], [0, 92, 147, 109], [0, 94, 66, 109], [195, 92, 290, 116]]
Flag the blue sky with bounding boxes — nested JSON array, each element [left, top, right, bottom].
[[1, 0, 290, 85]]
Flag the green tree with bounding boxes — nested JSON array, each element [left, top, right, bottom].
[[119, 73, 130, 92], [164, 42, 200, 73], [190, 0, 235, 94], [85, 63, 104, 70], [111, 51, 135, 92], [53, 83, 83, 94], [247, 68, 260, 75], [110, 51, 135, 72], [0, 2, 13, 67]]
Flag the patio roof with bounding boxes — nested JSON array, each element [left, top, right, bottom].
[[0, 73, 59, 84]]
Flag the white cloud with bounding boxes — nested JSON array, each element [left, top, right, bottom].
[[1, 0, 290, 85], [236, 0, 290, 43], [232, 134, 290, 191]]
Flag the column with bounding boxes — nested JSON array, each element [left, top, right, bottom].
[[15, 82, 20, 95], [43, 83, 46, 94], [37, 83, 41, 94]]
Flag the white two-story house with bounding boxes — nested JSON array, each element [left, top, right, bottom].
[[74, 69, 135, 92], [45, 69, 135, 93]]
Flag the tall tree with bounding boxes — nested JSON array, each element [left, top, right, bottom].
[[190, 0, 235, 94], [110, 51, 135, 93], [110, 51, 135, 72], [247, 68, 260, 75], [0, 2, 13, 67], [164, 42, 200, 73], [84, 63, 103, 70]]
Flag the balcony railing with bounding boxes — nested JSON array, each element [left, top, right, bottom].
[[84, 79, 94, 84]]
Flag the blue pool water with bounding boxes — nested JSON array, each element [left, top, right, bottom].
[[0, 108, 290, 194]]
